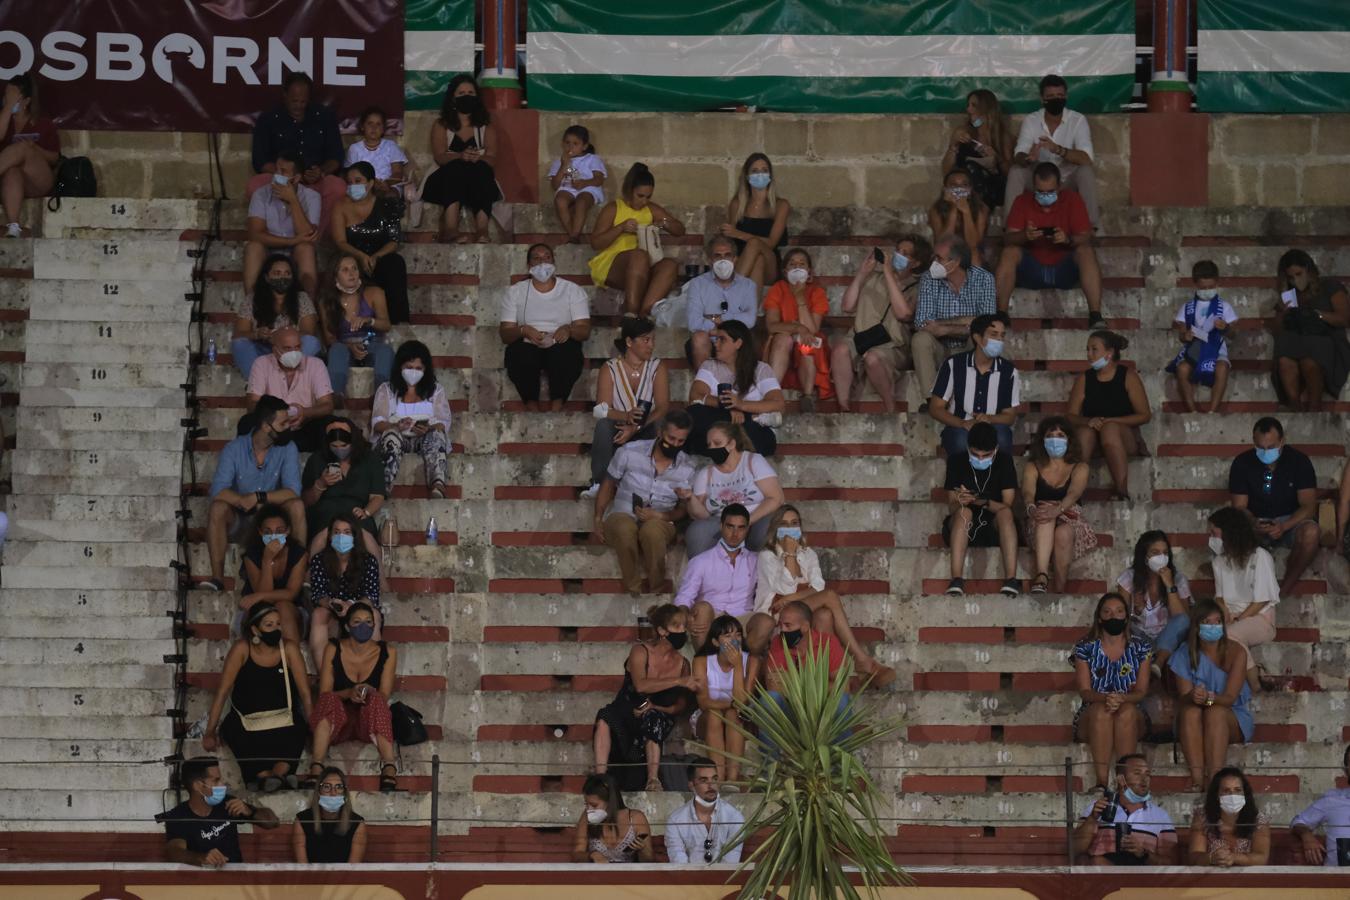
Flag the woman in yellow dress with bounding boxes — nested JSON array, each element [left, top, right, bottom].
[[588, 163, 685, 316]]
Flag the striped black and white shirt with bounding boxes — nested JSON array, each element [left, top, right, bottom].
[[930, 351, 1021, 419]]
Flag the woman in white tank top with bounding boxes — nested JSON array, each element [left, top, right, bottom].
[[693, 615, 759, 784]]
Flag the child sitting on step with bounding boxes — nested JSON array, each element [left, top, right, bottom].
[[1167, 259, 1236, 414]]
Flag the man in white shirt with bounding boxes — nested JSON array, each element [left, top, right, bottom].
[[686, 236, 759, 368], [1005, 74, 1100, 227], [499, 243, 592, 411], [1072, 754, 1178, 865], [1292, 744, 1350, 866], [664, 757, 744, 864]]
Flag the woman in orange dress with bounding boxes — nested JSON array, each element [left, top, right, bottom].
[[763, 247, 832, 402]]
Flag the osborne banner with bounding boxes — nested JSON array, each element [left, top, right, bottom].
[[0, 0, 404, 132], [526, 0, 1135, 113], [405, 0, 476, 110], [1198, 0, 1350, 112]]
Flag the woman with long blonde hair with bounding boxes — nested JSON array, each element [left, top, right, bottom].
[[720, 153, 790, 290]]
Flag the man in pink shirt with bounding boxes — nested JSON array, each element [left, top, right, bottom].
[[244, 327, 334, 450], [674, 504, 767, 652]]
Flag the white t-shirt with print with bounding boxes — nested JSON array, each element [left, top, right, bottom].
[[692, 451, 778, 516]]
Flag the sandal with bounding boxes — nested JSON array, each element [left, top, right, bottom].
[[1031, 573, 1050, 594], [430, 482, 446, 500], [643, 778, 663, 793], [380, 763, 398, 793]]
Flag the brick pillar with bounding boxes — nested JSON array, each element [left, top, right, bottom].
[[480, 0, 522, 112], [1148, 0, 1191, 113]]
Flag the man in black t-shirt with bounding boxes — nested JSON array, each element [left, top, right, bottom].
[[160, 756, 279, 867], [942, 422, 1020, 596], [1228, 416, 1320, 595]]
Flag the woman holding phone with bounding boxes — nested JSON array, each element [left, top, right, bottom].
[[584, 317, 670, 498], [686, 320, 786, 458], [370, 340, 453, 497]]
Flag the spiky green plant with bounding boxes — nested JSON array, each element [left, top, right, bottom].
[[713, 645, 910, 899]]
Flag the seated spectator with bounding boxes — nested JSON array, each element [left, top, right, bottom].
[[422, 75, 501, 243], [929, 311, 1020, 455], [1206, 506, 1279, 679], [585, 317, 670, 497], [319, 254, 394, 399], [686, 424, 784, 558], [1067, 331, 1151, 500], [244, 151, 320, 299], [756, 505, 894, 686], [548, 124, 608, 243], [677, 505, 766, 652], [664, 756, 746, 864], [831, 235, 928, 413], [292, 765, 367, 863], [201, 603, 312, 793], [693, 619, 756, 784], [331, 162, 409, 324], [592, 412, 696, 595], [307, 517, 383, 665], [204, 395, 305, 592], [237, 504, 307, 642], [721, 153, 790, 291], [161, 756, 279, 867], [1168, 260, 1235, 413], [1023, 416, 1096, 594], [249, 72, 345, 235], [1005, 75, 1099, 227], [942, 422, 1020, 597], [1073, 753, 1178, 865], [686, 236, 759, 370], [231, 253, 321, 378], [763, 248, 832, 404], [589, 163, 686, 316], [309, 602, 399, 792], [592, 604, 696, 792], [940, 89, 1013, 210], [1072, 594, 1151, 790], [1229, 416, 1320, 596], [763, 600, 847, 697], [912, 234, 996, 403], [243, 327, 335, 452], [1114, 530, 1193, 669], [928, 169, 990, 267], [301, 418, 386, 558], [1291, 744, 1350, 867], [996, 162, 1103, 326], [572, 773, 653, 863], [370, 340, 452, 497], [1337, 457, 1350, 563], [1170, 601, 1253, 790], [1272, 249, 1350, 411], [0, 74, 58, 239], [686, 321, 786, 458], [1188, 767, 1270, 867], [343, 106, 411, 200], [499, 243, 591, 412]]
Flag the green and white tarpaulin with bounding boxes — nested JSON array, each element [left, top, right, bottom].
[[526, 0, 1135, 113], [405, 0, 476, 110], [1198, 0, 1350, 113]]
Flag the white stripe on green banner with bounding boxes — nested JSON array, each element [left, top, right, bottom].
[[1199, 30, 1350, 74], [404, 0, 476, 110], [406, 30, 475, 75]]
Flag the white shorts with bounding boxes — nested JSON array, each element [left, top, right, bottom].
[[556, 185, 604, 204]]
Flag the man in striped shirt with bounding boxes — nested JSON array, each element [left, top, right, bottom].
[[929, 312, 1022, 455], [912, 234, 997, 404]]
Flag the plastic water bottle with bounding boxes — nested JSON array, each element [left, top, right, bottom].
[[425, 516, 438, 546], [206, 338, 217, 364]]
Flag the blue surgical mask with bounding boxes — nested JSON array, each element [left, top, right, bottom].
[[261, 533, 287, 547], [1044, 437, 1068, 458], [747, 172, 771, 190], [1123, 786, 1151, 805], [272, 173, 290, 187], [1255, 446, 1281, 465], [349, 622, 375, 643], [1198, 623, 1225, 643], [968, 453, 994, 471], [719, 538, 745, 554], [891, 252, 909, 272], [970, 116, 984, 128], [776, 526, 802, 541], [331, 533, 355, 554], [318, 794, 346, 812], [1035, 190, 1058, 207], [982, 338, 1004, 359], [1090, 356, 1109, 371], [347, 183, 369, 201], [204, 785, 227, 806]]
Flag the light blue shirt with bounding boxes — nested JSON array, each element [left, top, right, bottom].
[[208, 433, 301, 498], [1292, 787, 1350, 866], [686, 271, 758, 333], [664, 796, 745, 864]]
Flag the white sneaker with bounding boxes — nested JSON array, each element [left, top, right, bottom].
[[4, 223, 20, 239], [580, 483, 600, 499]]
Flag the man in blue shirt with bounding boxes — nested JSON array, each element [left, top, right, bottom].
[[203, 395, 305, 592], [248, 72, 345, 236], [685, 236, 759, 368]]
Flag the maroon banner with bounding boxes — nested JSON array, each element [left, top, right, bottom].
[[0, 0, 404, 132]]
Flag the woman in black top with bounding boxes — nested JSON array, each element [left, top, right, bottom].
[[1067, 331, 1151, 501], [1020, 416, 1096, 594], [721, 153, 790, 291], [331, 161, 409, 324], [238, 504, 308, 643], [1271, 248, 1350, 411], [422, 74, 501, 243], [202, 603, 313, 792], [292, 765, 367, 863]]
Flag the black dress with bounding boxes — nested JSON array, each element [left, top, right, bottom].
[[298, 810, 365, 862], [422, 127, 502, 216], [1082, 366, 1134, 419], [345, 197, 409, 324], [733, 215, 788, 257], [219, 650, 307, 778], [594, 644, 693, 791], [1272, 279, 1350, 400]]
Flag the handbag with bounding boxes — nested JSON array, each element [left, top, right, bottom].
[[852, 322, 892, 357], [47, 156, 97, 211], [239, 645, 294, 732], [636, 224, 664, 265], [390, 700, 429, 745]]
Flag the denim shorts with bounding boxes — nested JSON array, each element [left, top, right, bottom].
[[1015, 251, 1080, 290]]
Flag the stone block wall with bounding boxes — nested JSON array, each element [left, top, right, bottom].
[[1208, 115, 1350, 208]]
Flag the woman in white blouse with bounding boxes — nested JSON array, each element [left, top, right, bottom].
[[755, 506, 895, 687], [369, 340, 452, 497], [583, 317, 670, 498], [686, 320, 786, 458], [693, 614, 758, 783], [686, 422, 783, 558], [1207, 507, 1279, 688]]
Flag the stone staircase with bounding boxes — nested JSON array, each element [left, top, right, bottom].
[[1, 197, 1349, 865]]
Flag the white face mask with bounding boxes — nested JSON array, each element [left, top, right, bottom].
[[712, 258, 735, 280], [928, 259, 949, 280], [1208, 535, 1224, 556], [785, 267, 809, 285], [335, 278, 360, 295], [1219, 794, 1246, 815], [1195, 288, 1219, 301], [279, 350, 303, 369], [1146, 554, 1169, 573], [693, 793, 718, 808], [585, 808, 607, 825], [529, 262, 556, 283], [402, 368, 424, 386]]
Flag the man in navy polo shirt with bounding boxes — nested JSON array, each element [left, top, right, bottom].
[[1228, 416, 1320, 596]]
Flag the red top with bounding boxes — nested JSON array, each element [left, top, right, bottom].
[[763, 280, 829, 332], [2, 116, 59, 153], [767, 629, 846, 678], [1006, 189, 1090, 266]]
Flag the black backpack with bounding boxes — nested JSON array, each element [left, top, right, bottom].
[[389, 700, 428, 746], [47, 155, 97, 211]]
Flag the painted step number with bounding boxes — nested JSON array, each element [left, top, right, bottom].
[[102, 243, 118, 256]]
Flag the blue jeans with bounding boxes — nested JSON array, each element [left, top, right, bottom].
[[230, 335, 322, 379], [1153, 613, 1190, 655], [327, 337, 394, 395], [941, 423, 1013, 456], [759, 690, 853, 756]]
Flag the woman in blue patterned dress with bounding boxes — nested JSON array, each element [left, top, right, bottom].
[[1072, 593, 1153, 790]]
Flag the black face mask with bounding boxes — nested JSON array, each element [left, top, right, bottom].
[[454, 94, 479, 114], [782, 629, 804, 649], [657, 440, 681, 459], [265, 277, 293, 294], [1100, 618, 1127, 637], [665, 632, 687, 650], [707, 446, 730, 466], [1043, 97, 1067, 115], [257, 629, 283, 647]]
